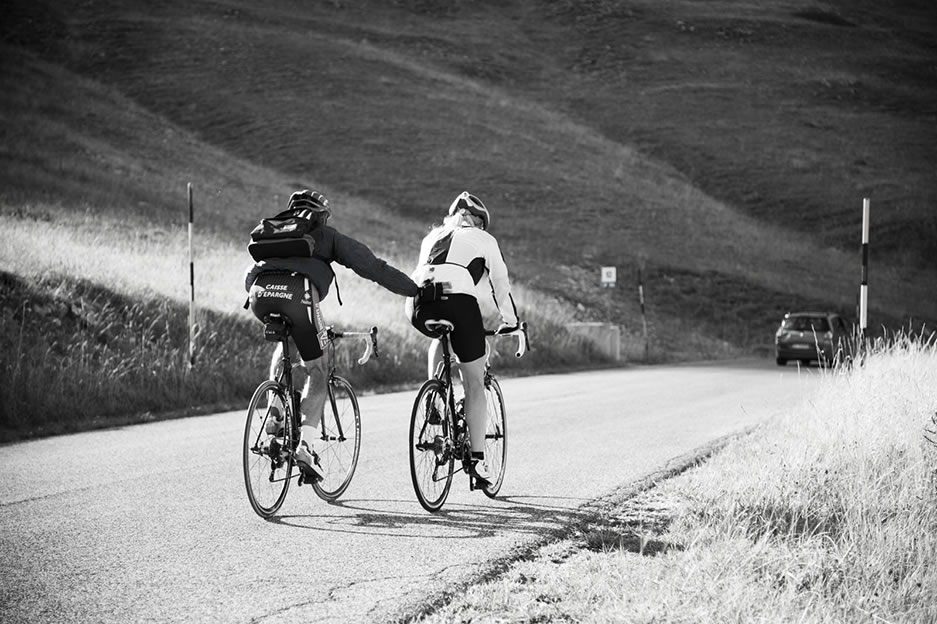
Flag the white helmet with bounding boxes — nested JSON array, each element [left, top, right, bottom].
[[447, 191, 490, 230]]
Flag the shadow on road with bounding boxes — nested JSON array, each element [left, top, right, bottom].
[[267, 494, 598, 540]]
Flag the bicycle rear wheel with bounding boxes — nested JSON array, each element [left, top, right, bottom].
[[409, 379, 453, 512], [481, 376, 507, 498], [243, 380, 294, 518], [311, 375, 361, 501]]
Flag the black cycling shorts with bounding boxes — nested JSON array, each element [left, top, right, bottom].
[[411, 293, 486, 362], [249, 272, 325, 361]]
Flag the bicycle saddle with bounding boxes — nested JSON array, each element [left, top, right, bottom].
[[424, 319, 454, 337]]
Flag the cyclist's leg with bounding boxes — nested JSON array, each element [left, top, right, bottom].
[[288, 278, 326, 433], [275, 276, 326, 478], [268, 341, 305, 383], [426, 338, 444, 380], [300, 356, 328, 431], [268, 342, 281, 379], [457, 356, 487, 453], [446, 295, 488, 473]]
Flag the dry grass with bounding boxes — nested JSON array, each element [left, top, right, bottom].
[[0, 202, 606, 440], [416, 334, 937, 623]]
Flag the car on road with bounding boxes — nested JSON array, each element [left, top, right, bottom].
[[775, 311, 852, 366]]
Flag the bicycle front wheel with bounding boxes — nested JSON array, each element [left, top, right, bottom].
[[409, 379, 453, 512], [481, 376, 507, 498], [243, 380, 294, 518], [311, 375, 361, 501]]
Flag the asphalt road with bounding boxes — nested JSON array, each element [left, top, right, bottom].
[[0, 359, 822, 623]]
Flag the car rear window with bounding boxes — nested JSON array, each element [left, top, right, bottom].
[[782, 317, 830, 332]]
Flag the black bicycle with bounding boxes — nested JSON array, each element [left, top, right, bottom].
[[243, 314, 378, 518], [408, 321, 529, 512]]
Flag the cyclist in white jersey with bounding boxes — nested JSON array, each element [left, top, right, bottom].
[[407, 191, 518, 484]]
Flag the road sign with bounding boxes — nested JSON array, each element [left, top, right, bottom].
[[601, 266, 616, 288]]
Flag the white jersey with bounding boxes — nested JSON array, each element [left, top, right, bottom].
[[412, 224, 518, 326]]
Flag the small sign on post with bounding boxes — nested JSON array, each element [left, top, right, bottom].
[[600, 266, 616, 288]]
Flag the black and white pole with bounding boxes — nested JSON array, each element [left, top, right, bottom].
[[859, 197, 869, 337], [638, 265, 648, 362], [188, 183, 197, 368]]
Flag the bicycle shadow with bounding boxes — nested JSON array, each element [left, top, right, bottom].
[[268, 493, 683, 558], [267, 494, 599, 540]]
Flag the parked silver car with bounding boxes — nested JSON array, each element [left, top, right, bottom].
[[775, 311, 852, 366]]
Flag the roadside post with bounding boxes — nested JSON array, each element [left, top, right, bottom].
[[859, 197, 869, 339], [637, 264, 649, 362], [188, 183, 197, 368]]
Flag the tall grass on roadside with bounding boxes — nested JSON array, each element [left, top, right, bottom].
[[417, 332, 937, 623], [0, 200, 622, 441], [0, 271, 266, 440], [656, 333, 937, 622], [0, 261, 616, 442], [608, 332, 937, 622]]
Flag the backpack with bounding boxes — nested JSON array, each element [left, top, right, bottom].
[[247, 208, 320, 261]]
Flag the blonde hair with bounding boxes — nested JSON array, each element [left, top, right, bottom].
[[443, 210, 478, 230]]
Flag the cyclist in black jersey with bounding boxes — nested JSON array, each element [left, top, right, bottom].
[[246, 190, 417, 479], [407, 191, 518, 484]]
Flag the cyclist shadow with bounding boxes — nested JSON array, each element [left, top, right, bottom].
[[269, 494, 637, 542]]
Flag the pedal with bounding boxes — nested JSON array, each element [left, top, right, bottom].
[[467, 469, 491, 492], [297, 464, 323, 485]]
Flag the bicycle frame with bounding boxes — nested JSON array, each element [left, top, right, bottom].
[[244, 317, 376, 516], [427, 322, 528, 480], [319, 326, 378, 444], [408, 321, 528, 511], [436, 331, 469, 476], [256, 334, 301, 474], [269, 325, 378, 448], [243, 334, 300, 492]]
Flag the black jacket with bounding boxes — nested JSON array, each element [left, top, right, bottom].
[[244, 225, 417, 300]]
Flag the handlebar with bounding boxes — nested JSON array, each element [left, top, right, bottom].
[[326, 326, 380, 365], [485, 321, 530, 358]]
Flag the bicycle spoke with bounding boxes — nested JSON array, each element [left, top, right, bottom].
[[481, 377, 507, 498], [409, 380, 453, 512], [312, 376, 361, 501], [243, 381, 293, 518]]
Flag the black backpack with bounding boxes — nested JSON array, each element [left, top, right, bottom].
[[247, 208, 320, 261]]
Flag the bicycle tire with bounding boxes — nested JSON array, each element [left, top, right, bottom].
[[481, 376, 507, 498], [243, 380, 294, 518], [409, 379, 453, 512], [311, 375, 361, 501]]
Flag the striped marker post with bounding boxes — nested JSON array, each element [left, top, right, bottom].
[[188, 183, 197, 368], [638, 265, 648, 362], [859, 198, 869, 337]]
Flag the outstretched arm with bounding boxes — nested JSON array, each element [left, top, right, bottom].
[[333, 231, 418, 297]]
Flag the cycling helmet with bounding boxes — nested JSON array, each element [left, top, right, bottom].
[[288, 189, 331, 218], [447, 191, 489, 230]]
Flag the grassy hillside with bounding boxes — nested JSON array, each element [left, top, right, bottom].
[[1, 0, 935, 434]]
